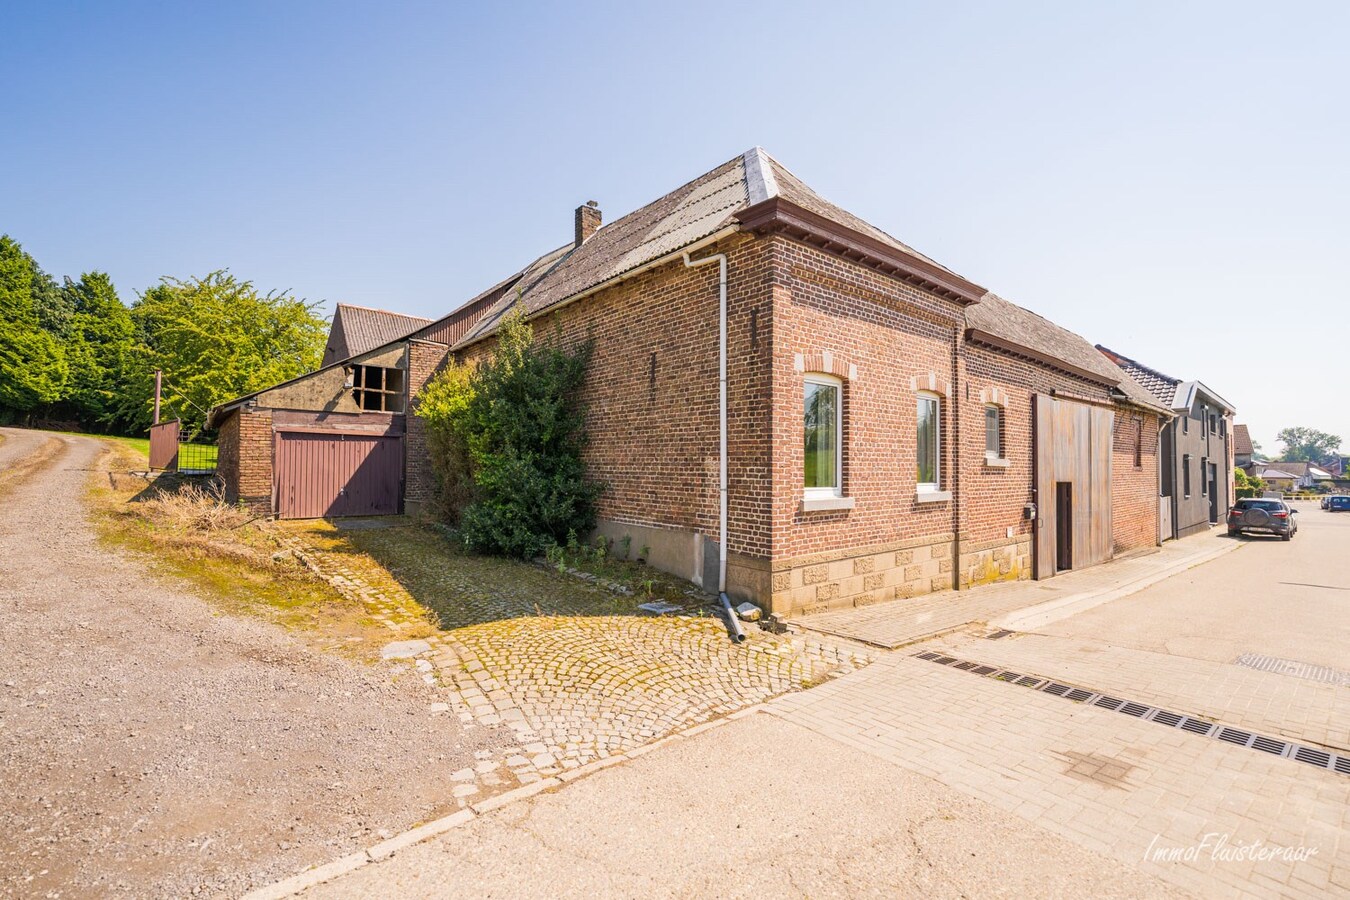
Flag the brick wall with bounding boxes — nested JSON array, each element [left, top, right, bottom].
[[217, 412, 240, 502], [444, 228, 1160, 614], [1112, 408, 1161, 552], [456, 233, 774, 591], [230, 407, 273, 514], [404, 339, 451, 512], [958, 346, 1119, 588]]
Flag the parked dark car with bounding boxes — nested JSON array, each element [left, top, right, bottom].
[[1227, 498, 1297, 540], [1327, 495, 1350, 512]]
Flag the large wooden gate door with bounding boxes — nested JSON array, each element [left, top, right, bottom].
[[1033, 395, 1114, 579], [275, 431, 403, 519]]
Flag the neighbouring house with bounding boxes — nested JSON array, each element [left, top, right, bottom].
[[1251, 460, 1333, 492], [1097, 348, 1236, 540], [212, 148, 1176, 619], [1233, 423, 1254, 469]]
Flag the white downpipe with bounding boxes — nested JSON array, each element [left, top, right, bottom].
[[683, 250, 729, 595]]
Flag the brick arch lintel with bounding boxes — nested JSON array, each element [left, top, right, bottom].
[[978, 386, 1011, 407], [909, 372, 951, 397], [794, 350, 857, 381]]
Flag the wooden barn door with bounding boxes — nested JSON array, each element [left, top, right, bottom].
[[275, 431, 403, 519], [1034, 395, 1114, 579]]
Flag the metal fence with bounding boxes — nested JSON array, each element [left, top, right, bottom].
[[148, 419, 218, 474]]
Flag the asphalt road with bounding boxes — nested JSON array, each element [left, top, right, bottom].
[[1039, 503, 1350, 669]]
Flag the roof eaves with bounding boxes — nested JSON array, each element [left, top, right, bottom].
[[966, 327, 1121, 387], [739, 196, 987, 304]]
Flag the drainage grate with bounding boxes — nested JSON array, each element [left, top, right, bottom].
[[1233, 653, 1350, 687], [1252, 736, 1288, 756], [1294, 747, 1332, 768], [1180, 717, 1216, 737], [912, 650, 1349, 777]]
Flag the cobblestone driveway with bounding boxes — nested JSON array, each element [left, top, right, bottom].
[[277, 521, 871, 806]]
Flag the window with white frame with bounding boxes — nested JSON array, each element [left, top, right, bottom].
[[984, 404, 1002, 459], [917, 391, 941, 490], [804, 374, 842, 497]]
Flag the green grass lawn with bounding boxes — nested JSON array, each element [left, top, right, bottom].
[[34, 430, 215, 467]]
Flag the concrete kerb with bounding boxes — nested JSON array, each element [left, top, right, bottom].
[[992, 539, 1242, 632], [239, 709, 771, 900]]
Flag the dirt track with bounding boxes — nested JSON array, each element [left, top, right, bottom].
[[0, 428, 486, 897]]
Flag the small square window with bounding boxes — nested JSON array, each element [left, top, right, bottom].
[[350, 365, 406, 413]]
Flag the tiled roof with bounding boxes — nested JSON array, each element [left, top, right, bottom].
[[326, 304, 433, 364], [1259, 461, 1332, 480], [1094, 346, 1180, 407], [446, 147, 1160, 417], [965, 296, 1168, 412], [1233, 424, 1253, 456], [765, 155, 957, 276], [457, 148, 974, 347]]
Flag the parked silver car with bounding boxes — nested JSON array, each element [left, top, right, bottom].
[[1227, 498, 1297, 540]]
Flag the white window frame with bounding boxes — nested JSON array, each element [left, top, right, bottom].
[[917, 391, 942, 492], [803, 373, 843, 500], [983, 403, 1004, 462]]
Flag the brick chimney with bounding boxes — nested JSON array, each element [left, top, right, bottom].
[[575, 201, 601, 247]]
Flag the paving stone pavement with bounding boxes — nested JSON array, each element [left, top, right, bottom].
[[789, 532, 1237, 649], [933, 629, 1350, 752], [766, 650, 1349, 899], [276, 522, 874, 809]]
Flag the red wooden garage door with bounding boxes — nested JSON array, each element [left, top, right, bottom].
[[275, 431, 402, 519]]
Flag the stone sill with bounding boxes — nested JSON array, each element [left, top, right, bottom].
[[983, 455, 1011, 469], [800, 495, 856, 513], [915, 490, 953, 504]]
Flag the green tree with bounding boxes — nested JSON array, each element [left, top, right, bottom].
[[122, 271, 327, 432], [1275, 426, 1341, 463], [1234, 467, 1264, 498], [0, 235, 68, 419], [422, 313, 600, 558], [61, 272, 137, 431]]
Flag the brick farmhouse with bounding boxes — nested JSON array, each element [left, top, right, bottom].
[[211, 148, 1204, 620]]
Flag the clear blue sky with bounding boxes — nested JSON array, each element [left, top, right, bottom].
[[4, 1, 1346, 453]]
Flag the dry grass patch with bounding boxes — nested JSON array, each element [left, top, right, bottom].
[[0, 434, 64, 499], [90, 444, 401, 659]]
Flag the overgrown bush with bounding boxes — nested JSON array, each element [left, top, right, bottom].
[[418, 313, 600, 558], [415, 361, 476, 521]]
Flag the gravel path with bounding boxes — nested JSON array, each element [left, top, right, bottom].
[[0, 429, 494, 898]]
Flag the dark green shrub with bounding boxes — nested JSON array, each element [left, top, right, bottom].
[[418, 313, 599, 558]]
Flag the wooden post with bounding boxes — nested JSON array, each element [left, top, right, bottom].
[[153, 369, 162, 425]]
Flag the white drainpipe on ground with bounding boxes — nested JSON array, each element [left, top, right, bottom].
[[683, 249, 746, 642]]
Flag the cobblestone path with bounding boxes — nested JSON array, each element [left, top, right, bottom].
[[277, 520, 873, 807]]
